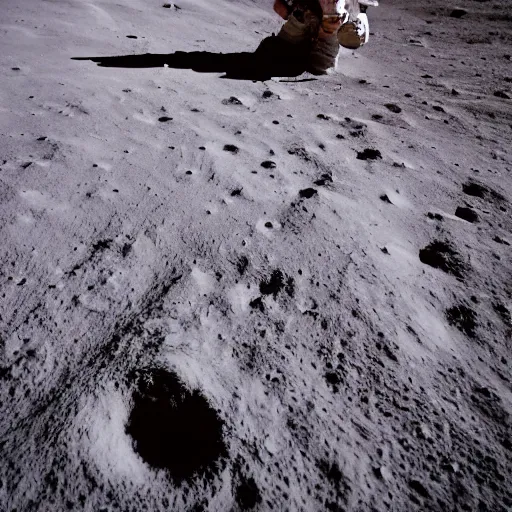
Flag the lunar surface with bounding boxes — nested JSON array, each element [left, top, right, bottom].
[[1, 0, 511, 510]]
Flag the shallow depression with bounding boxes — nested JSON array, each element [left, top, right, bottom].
[[126, 368, 227, 483]]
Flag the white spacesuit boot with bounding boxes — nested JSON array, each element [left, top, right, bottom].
[[337, 0, 377, 49]]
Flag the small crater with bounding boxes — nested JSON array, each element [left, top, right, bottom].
[[493, 235, 510, 245], [494, 90, 510, 99], [259, 270, 285, 298], [325, 372, 341, 391], [235, 476, 262, 510], [285, 277, 295, 297], [126, 35, 138, 39], [446, 304, 477, 338], [262, 90, 278, 99], [314, 173, 333, 186], [92, 239, 112, 252], [471, 386, 507, 422], [419, 240, 466, 279], [261, 160, 276, 169], [357, 148, 382, 160], [158, 116, 173, 122], [236, 256, 249, 275], [222, 96, 243, 105], [493, 302, 511, 326], [121, 243, 132, 258], [223, 144, 239, 154], [126, 368, 227, 483], [409, 479, 430, 498], [299, 188, 318, 199], [287, 146, 311, 162], [384, 103, 402, 113], [455, 206, 478, 223], [249, 296, 264, 312], [462, 180, 506, 202]]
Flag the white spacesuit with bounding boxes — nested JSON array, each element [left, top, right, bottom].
[[272, 0, 377, 74]]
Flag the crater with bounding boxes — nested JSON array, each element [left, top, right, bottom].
[[446, 304, 477, 338], [126, 368, 227, 483], [419, 240, 467, 279]]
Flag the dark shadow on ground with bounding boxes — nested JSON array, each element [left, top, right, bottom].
[[72, 36, 318, 81]]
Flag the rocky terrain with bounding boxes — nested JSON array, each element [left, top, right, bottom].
[[0, 0, 511, 510]]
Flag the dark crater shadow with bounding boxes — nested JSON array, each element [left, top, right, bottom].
[[126, 368, 227, 483], [419, 240, 467, 280], [446, 304, 477, 338], [72, 36, 316, 81]]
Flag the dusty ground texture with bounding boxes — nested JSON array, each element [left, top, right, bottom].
[[0, 0, 511, 510]]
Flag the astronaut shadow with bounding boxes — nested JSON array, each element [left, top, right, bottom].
[[72, 36, 316, 81]]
